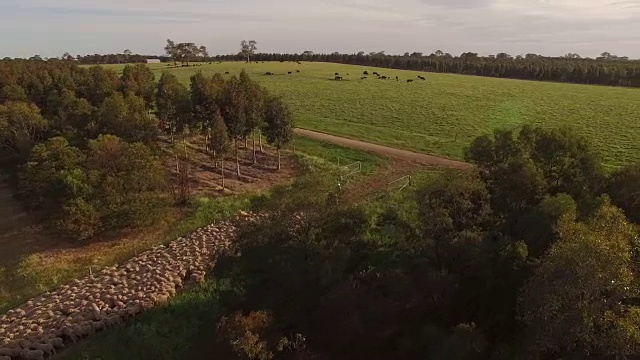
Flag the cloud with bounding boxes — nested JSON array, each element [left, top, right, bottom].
[[0, 0, 639, 58]]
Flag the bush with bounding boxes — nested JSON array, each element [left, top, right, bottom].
[[55, 198, 101, 241]]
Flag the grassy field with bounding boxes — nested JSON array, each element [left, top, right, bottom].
[[99, 61, 640, 169]]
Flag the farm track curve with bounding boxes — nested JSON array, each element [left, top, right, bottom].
[[294, 128, 470, 170]]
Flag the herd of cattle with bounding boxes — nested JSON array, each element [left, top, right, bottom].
[[354, 70, 427, 82], [260, 68, 428, 82]]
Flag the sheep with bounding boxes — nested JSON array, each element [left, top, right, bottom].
[[0, 213, 254, 355], [45, 337, 64, 349], [32, 343, 55, 356], [20, 349, 44, 360]]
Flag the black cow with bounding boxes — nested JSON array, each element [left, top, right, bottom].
[[296, 70, 300, 73], [373, 72, 379, 76], [396, 76, 399, 81], [363, 71, 369, 75], [335, 72, 339, 76], [265, 72, 273, 75], [407, 79, 414, 83], [225, 71, 229, 74], [335, 76, 343, 80], [288, 71, 292, 74], [380, 76, 387, 80], [360, 76, 367, 79]]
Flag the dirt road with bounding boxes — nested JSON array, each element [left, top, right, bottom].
[[294, 128, 469, 170]]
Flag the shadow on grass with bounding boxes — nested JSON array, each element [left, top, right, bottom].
[[63, 279, 239, 360]]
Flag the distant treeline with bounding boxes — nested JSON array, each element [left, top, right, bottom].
[[212, 52, 640, 88], [9, 50, 640, 87], [75, 54, 167, 64]]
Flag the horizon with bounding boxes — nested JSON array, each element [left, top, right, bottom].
[[1, 0, 639, 59]]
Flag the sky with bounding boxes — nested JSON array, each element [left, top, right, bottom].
[[1, 0, 639, 59]]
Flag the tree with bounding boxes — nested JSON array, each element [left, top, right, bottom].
[[76, 65, 119, 106], [94, 93, 158, 143], [0, 84, 28, 103], [157, 72, 191, 144], [123, 49, 132, 59], [220, 76, 247, 176], [238, 70, 266, 164], [165, 39, 178, 65], [607, 162, 640, 223], [240, 40, 258, 62], [190, 72, 221, 151], [415, 170, 493, 272], [263, 96, 294, 170], [45, 89, 94, 141], [19, 136, 87, 212], [210, 110, 230, 189], [120, 64, 156, 109], [85, 135, 168, 230], [0, 101, 48, 156], [518, 201, 640, 358]]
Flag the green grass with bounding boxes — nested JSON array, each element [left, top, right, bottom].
[[291, 136, 386, 175], [99, 61, 640, 169]]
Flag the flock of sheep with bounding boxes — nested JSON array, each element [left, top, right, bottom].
[[0, 212, 256, 360]]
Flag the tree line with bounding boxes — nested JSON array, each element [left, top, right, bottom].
[[0, 58, 293, 241], [211, 125, 640, 360]]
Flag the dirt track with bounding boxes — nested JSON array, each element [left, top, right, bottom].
[[294, 128, 470, 170]]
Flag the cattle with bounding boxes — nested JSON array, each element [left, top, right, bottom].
[[363, 71, 369, 75], [360, 76, 367, 79], [407, 79, 414, 83], [373, 72, 379, 76], [288, 71, 292, 74], [396, 76, 399, 81], [380, 76, 387, 80], [265, 72, 274, 75], [335, 72, 339, 76], [224, 71, 229, 74], [335, 76, 343, 80], [296, 70, 300, 73], [418, 76, 426, 80]]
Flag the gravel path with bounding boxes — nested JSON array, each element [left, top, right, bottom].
[[294, 128, 470, 170]]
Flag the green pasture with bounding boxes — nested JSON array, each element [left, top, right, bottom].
[[100, 62, 640, 169]]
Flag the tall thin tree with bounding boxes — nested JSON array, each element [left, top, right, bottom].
[[210, 109, 230, 190], [263, 96, 294, 170]]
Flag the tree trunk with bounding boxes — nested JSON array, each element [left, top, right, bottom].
[[252, 130, 257, 164], [221, 158, 225, 189], [244, 138, 248, 149], [277, 147, 281, 170], [175, 153, 179, 173], [170, 125, 175, 144], [259, 132, 264, 153], [235, 139, 241, 177]]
